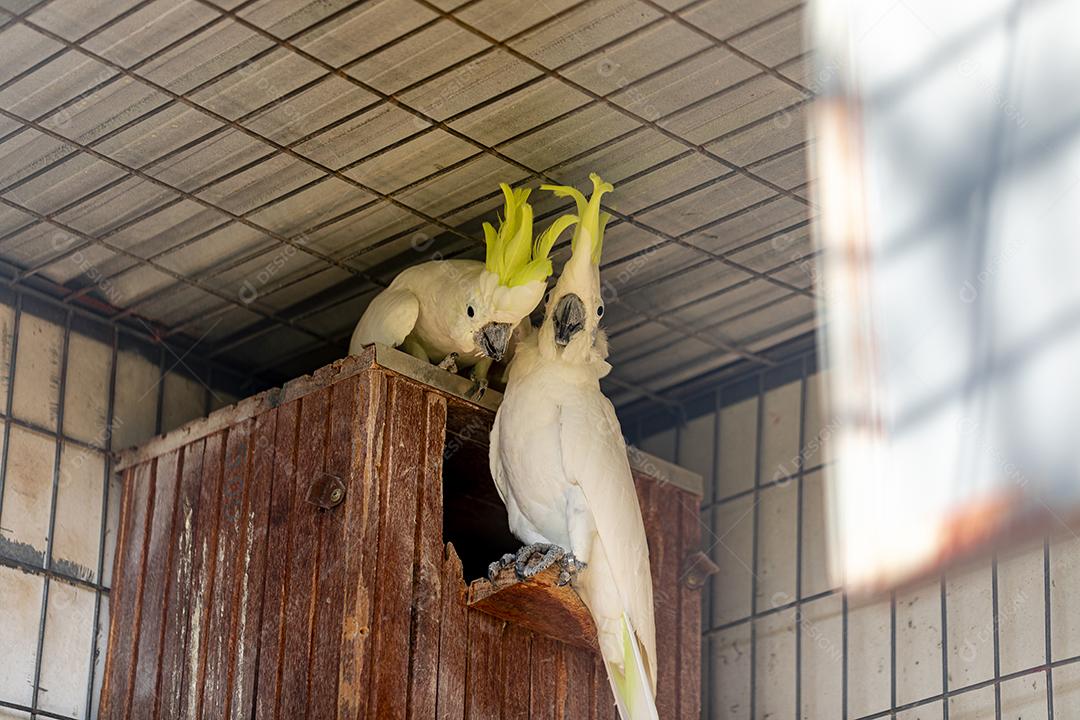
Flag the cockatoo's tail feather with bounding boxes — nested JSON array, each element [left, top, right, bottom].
[[484, 182, 567, 287], [605, 613, 658, 720]]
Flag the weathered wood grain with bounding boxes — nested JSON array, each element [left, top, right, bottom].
[[592, 655, 617, 720], [529, 635, 560, 720], [279, 390, 330, 720], [677, 489, 703, 720], [179, 431, 225, 720], [230, 409, 278, 720], [99, 467, 134, 720], [464, 610, 502, 720], [110, 461, 156, 719], [367, 377, 424, 720], [114, 348, 378, 472], [564, 646, 594, 719], [650, 484, 679, 720], [202, 420, 254, 720], [254, 400, 301, 720], [409, 391, 448, 719], [467, 565, 597, 651], [130, 450, 181, 720], [435, 545, 467, 720], [308, 379, 355, 720], [338, 371, 385, 720], [501, 623, 531, 720], [155, 440, 205, 720]]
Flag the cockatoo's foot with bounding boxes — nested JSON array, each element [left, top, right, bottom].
[[496, 545, 588, 586], [556, 552, 587, 587], [514, 543, 564, 579], [487, 552, 517, 582], [436, 352, 458, 373], [467, 358, 492, 401], [466, 377, 488, 401]]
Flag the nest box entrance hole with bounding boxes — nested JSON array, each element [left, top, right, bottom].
[[441, 404, 519, 581]]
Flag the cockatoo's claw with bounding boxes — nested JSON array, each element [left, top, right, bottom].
[[514, 543, 565, 579], [488, 552, 517, 581], [556, 552, 587, 586], [437, 352, 459, 373], [466, 378, 488, 401]]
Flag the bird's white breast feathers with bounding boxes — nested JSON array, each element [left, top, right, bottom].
[[491, 350, 657, 687]]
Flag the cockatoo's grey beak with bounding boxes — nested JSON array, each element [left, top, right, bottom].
[[476, 321, 512, 361], [553, 293, 585, 346]]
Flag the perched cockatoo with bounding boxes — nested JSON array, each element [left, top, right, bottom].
[[489, 174, 659, 720], [349, 184, 574, 394]]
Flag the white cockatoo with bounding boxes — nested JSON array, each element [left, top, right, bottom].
[[349, 184, 575, 393], [489, 174, 659, 720]]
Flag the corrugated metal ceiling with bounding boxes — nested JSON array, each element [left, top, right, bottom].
[[0, 0, 818, 406]]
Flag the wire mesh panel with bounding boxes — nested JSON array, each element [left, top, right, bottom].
[[0, 286, 251, 720], [629, 338, 1080, 719], [0, 0, 819, 403]]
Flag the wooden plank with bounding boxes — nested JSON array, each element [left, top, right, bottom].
[[104, 461, 155, 719], [374, 344, 500, 413], [592, 655, 617, 720], [277, 346, 375, 406], [435, 545, 467, 720], [155, 440, 206, 720], [338, 371, 385, 720], [367, 377, 424, 720], [98, 467, 132, 720], [409, 391, 448, 720], [179, 431, 225, 720], [130, 450, 181, 720], [464, 610, 502, 720], [627, 445, 704, 496], [114, 348, 377, 472], [115, 349, 700, 496], [529, 636, 561, 720], [230, 409, 278, 720], [563, 647, 594, 719], [98, 467, 135, 719], [648, 483, 679, 720], [677, 489, 703, 720], [308, 378, 357, 720], [554, 639, 570, 720], [500, 624, 531, 720], [254, 400, 301, 720], [279, 389, 331, 720], [200, 420, 254, 720], [468, 564, 597, 650]]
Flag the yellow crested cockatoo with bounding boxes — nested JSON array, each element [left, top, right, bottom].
[[489, 174, 659, 720], [349, 184, 575, 392]]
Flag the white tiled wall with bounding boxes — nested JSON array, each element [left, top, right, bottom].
[[635, 352, 1078, 719], [0, 292, 242, 720]]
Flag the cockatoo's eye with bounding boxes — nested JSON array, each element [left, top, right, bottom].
[[467, 305, 475, 318], [596, 305, 605, 318]]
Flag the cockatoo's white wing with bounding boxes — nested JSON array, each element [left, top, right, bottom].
[[349, 288, 420, 355], [557, 393, 657, 690], [489, 409, 508, 505], [490, 391, 559, 547]]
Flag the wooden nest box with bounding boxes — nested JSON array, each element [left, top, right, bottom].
[[100, 345, 711, 719]]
